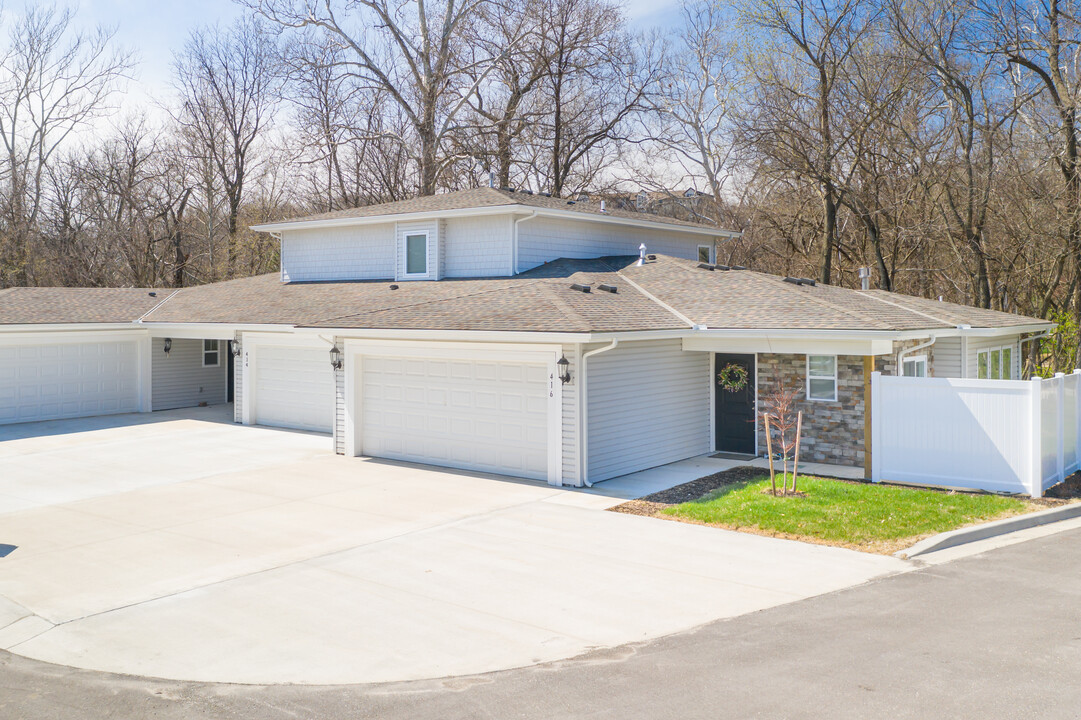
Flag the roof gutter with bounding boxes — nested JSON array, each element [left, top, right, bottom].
[[896, 336, 936, 376], [251, 204, 739, 239]]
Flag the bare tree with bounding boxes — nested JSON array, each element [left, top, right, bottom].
[[737, 0, 876, 285], [172, 16, 279, 279], [0, 4, 132, 286], [633, 0, 740, 225], [246, 0, 521, 196], [533, 0, 663, 196]]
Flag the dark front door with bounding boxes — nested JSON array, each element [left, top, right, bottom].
[[714, 353, 756, 454]]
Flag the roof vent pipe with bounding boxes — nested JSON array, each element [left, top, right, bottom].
[[637, 243, 647, 266], [488, 171, 495, 188], [858, 266, 871, 290], [600, 200, 607, 212]]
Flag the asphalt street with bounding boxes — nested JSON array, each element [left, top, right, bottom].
[[2, 526, 1080, 720]]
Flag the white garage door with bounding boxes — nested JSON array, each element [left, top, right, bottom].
[[360, 355, 550, 480], [253, 345, 334, 433], [0, 340, 140, 425]]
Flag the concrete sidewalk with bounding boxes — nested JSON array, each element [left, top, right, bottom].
[[0, 410, 908, 685]]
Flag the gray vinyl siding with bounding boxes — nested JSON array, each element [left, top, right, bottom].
[[152, 338, 227, 411], [334, 335, 345, 455], [561, 343, 580, 485], [233, 334, 243, 422], [966, 335, 1022, 379], [517, 216, 708, 273], [281, 223, 396, 282], [933, 337, 963, 378], [586, 339, 711, 482]]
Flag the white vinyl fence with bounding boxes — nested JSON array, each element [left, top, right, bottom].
[[870, 370, 1081, 497]]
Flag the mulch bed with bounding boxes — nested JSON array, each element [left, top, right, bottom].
[[1043, 472, 1081, 500]]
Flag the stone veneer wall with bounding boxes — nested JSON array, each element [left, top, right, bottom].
[[756, 341, 935, 468], [756, 354, 866, 467]]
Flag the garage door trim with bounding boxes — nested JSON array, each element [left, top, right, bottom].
[[343, 340, 563, 486]]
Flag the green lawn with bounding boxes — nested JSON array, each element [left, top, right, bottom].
[[661, 475, 1034, 552]]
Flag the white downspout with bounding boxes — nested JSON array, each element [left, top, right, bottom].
[[271, 231, 283, 281], [1020, 331, 1051, 379], [512, 211, 537, 275], [896, 336, 936, 376], [579, 339, 619, 487]]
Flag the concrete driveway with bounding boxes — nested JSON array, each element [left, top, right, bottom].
[[0, 407, 909, 684]]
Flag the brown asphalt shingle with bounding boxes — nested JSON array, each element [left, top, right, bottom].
[[0, 287, 171, 324], [259, 187, 726, 232], [618, 255, 1046, 330], [143, 260, 688, 332], [0, 255, 1048, 333]]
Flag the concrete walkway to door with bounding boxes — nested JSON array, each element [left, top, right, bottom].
[[0, 408, 909, 685]]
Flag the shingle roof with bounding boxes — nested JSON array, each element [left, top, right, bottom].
[[0, 287, 170, 324], [144, 260, 687, 333], [615, 255, 1046, 331], [256, 187, 730, 233], [0, 255, 1048, 333]]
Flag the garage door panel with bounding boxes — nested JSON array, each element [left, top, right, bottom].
[[253, 345, 334, 433], [0, 340, 140, 424], [361, 354, 549, 481]]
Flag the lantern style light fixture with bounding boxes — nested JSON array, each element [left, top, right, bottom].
[[329, 344, 343, 370], [163, 338, 172, 355], [230, 339, 241, 358], [557, 355, 571, 384]]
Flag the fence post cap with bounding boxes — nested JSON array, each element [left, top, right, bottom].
[[1056, 372, 1066, 377]]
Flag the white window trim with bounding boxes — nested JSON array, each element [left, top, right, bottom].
[[977, 345, 1015, 380], [402, 230, 431, 278], [902, 354, 928, 377], [806, 354, 838, 402], [698, 244, 714, 264], [202, 339, 220, 367]]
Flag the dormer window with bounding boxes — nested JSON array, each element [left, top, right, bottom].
[[404, 232, 429, 277]]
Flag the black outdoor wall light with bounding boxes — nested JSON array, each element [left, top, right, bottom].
[[163, 338, 172, 355], [557, 355, 571, 384], [330, 344, 343, 370], [230, 340, 241, 358]]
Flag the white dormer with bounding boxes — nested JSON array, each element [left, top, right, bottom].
[[395, 220, 443, 281]]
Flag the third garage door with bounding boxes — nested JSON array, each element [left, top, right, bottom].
[[360, 355, 549, 480]]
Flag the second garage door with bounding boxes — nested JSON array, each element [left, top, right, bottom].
[[360, 355, 550, 480], [253, 345, 334, 433]]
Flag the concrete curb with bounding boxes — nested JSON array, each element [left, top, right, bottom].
[[897, 502, 1081, 559]]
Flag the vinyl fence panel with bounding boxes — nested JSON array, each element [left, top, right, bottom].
[[871, 371, 1081, 497]]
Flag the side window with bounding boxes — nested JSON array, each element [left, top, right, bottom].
[[807, 355, 837, 401], [977, 345, 1015, 379], [902, 356, 927, 377], [698, 245, 713, 264], [203, 339, 220, 367]]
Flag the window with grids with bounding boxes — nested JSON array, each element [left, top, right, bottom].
[[203, 339, 220, 367], [977, 346, 1013, 379]]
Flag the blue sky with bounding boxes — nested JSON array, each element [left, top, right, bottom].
[[77, 0, 247, 109]]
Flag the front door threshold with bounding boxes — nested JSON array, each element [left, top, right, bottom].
[[711, 451, 757, 461]]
